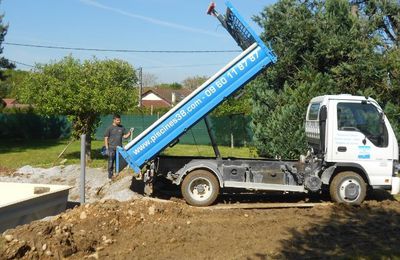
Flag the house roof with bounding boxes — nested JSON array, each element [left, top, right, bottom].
[[1, 98, 30, 108], [142, 88, 192, 105], [2, 98, 17, 105]]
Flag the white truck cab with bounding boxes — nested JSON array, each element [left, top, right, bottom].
[[306, 94, 400, 202]]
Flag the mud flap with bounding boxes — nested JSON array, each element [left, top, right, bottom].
[[116, 147, 141, 173], [321, 166, 336, 185], [116, 150, 128, 173], [391, 177, 400, 195], [144, 163, 155, 196], [144, 170, 154, 196]]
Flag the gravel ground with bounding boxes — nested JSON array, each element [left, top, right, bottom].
[[0, 165, 141, 203]]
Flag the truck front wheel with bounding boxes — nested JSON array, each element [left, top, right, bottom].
[[181, 169, 219, 207], [329, 171, 367, 205]]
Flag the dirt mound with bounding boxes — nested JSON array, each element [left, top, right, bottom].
[[1, 199, 400, 259]]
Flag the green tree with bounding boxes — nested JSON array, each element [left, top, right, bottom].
[[251, 0, 396, 159], [0, 8, 16, 97], [354, 0, 400, 137], [156, 82, 182, 89], [180, 75, 251, 116], [182, 75, 208, 90], [0, 69, 29, 98], [212, 90, 252, 116], [18, 56, 137, 159], [355, 0, 400, 48]]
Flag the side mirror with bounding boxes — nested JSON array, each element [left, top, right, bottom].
[[319, 105, 327, 121], [379, 112, 385, 123], [378, 112, 387, 141]]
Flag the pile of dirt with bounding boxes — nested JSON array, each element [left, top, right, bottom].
[[1, 165, 399, 258], [0, 165, 141, 202], [1, 199, 399, 259]]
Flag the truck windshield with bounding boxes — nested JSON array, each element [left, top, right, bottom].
[[337, 102, 388, 147]]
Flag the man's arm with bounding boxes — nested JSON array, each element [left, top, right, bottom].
[[104, 137, 109, 149], [104, 127, 110, 149], [123, 130, 131, 139]]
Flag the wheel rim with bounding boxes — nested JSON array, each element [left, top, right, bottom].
[[188, 177, 213, 202], [339, 178, 361, 202]]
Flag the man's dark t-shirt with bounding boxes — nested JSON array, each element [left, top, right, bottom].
[[104, 125, 127, 149]]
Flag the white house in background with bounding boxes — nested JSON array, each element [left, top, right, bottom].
[[141, 88, 192, 108]]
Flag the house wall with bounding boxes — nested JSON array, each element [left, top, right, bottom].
[[142, 100, 170, 108], [142, 93, 162, 101]]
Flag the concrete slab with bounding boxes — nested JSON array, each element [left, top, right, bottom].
[[0, 182, 71, 232]]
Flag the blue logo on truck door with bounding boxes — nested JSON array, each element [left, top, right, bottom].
[[358, 145, 371, 159]]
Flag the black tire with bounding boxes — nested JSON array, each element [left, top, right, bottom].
[[181, 169, 220, 207], [329, 171, 367, 205]]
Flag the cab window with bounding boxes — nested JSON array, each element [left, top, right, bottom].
[[308, 103, 320, 120], [337, 102, 388, 147]]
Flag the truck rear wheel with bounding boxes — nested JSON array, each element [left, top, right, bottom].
[[329, 171, 366, 205], [181, 169, 219, 207]]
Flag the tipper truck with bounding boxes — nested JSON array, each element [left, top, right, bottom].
[[116, 1, 400, 206]]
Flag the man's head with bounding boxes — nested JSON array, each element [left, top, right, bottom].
[[113, 114, 121, 126]]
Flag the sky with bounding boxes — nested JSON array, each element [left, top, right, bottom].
[[2, 0, 277, 83]]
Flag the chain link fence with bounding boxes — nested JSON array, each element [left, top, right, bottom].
[[0, 113, 70, 139], [0, 113, 253, 147], [95, 114, 253, 146]]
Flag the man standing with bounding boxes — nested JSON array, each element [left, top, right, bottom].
[[104, 114, 131, 179]]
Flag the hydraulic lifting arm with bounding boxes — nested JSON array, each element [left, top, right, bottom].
[[116, 1, 277, 173]]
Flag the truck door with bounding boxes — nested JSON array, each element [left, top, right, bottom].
[[329, 100, 394, 186]]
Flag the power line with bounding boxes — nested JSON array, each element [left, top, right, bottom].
[[4, 42, 241, 54], [8, 59, 225, 70], [144, 63, 225, 69], [9, 59, 35, 68]]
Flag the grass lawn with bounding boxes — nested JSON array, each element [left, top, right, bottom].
[[0, 139, 257, 171], [162, 143, 257, 158], [0, 139, 106, 170]]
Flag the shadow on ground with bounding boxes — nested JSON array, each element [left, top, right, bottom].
[[142, 175, 397, 205], [66, 201, 81, 209], [272, 201, 400, 259]]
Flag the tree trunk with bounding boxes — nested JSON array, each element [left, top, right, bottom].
[[85, 134, 92, 162], [72, 113, 99, 162]]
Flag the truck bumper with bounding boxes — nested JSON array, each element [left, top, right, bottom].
[[391, 176, 400, 195]]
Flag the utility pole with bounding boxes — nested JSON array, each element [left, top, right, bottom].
[[80, 134, 86, 204], [138, 67, 143, 107]]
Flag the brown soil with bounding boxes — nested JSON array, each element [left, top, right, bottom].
[[1, 198, 400, 259], [0, 167, 13, 176]]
